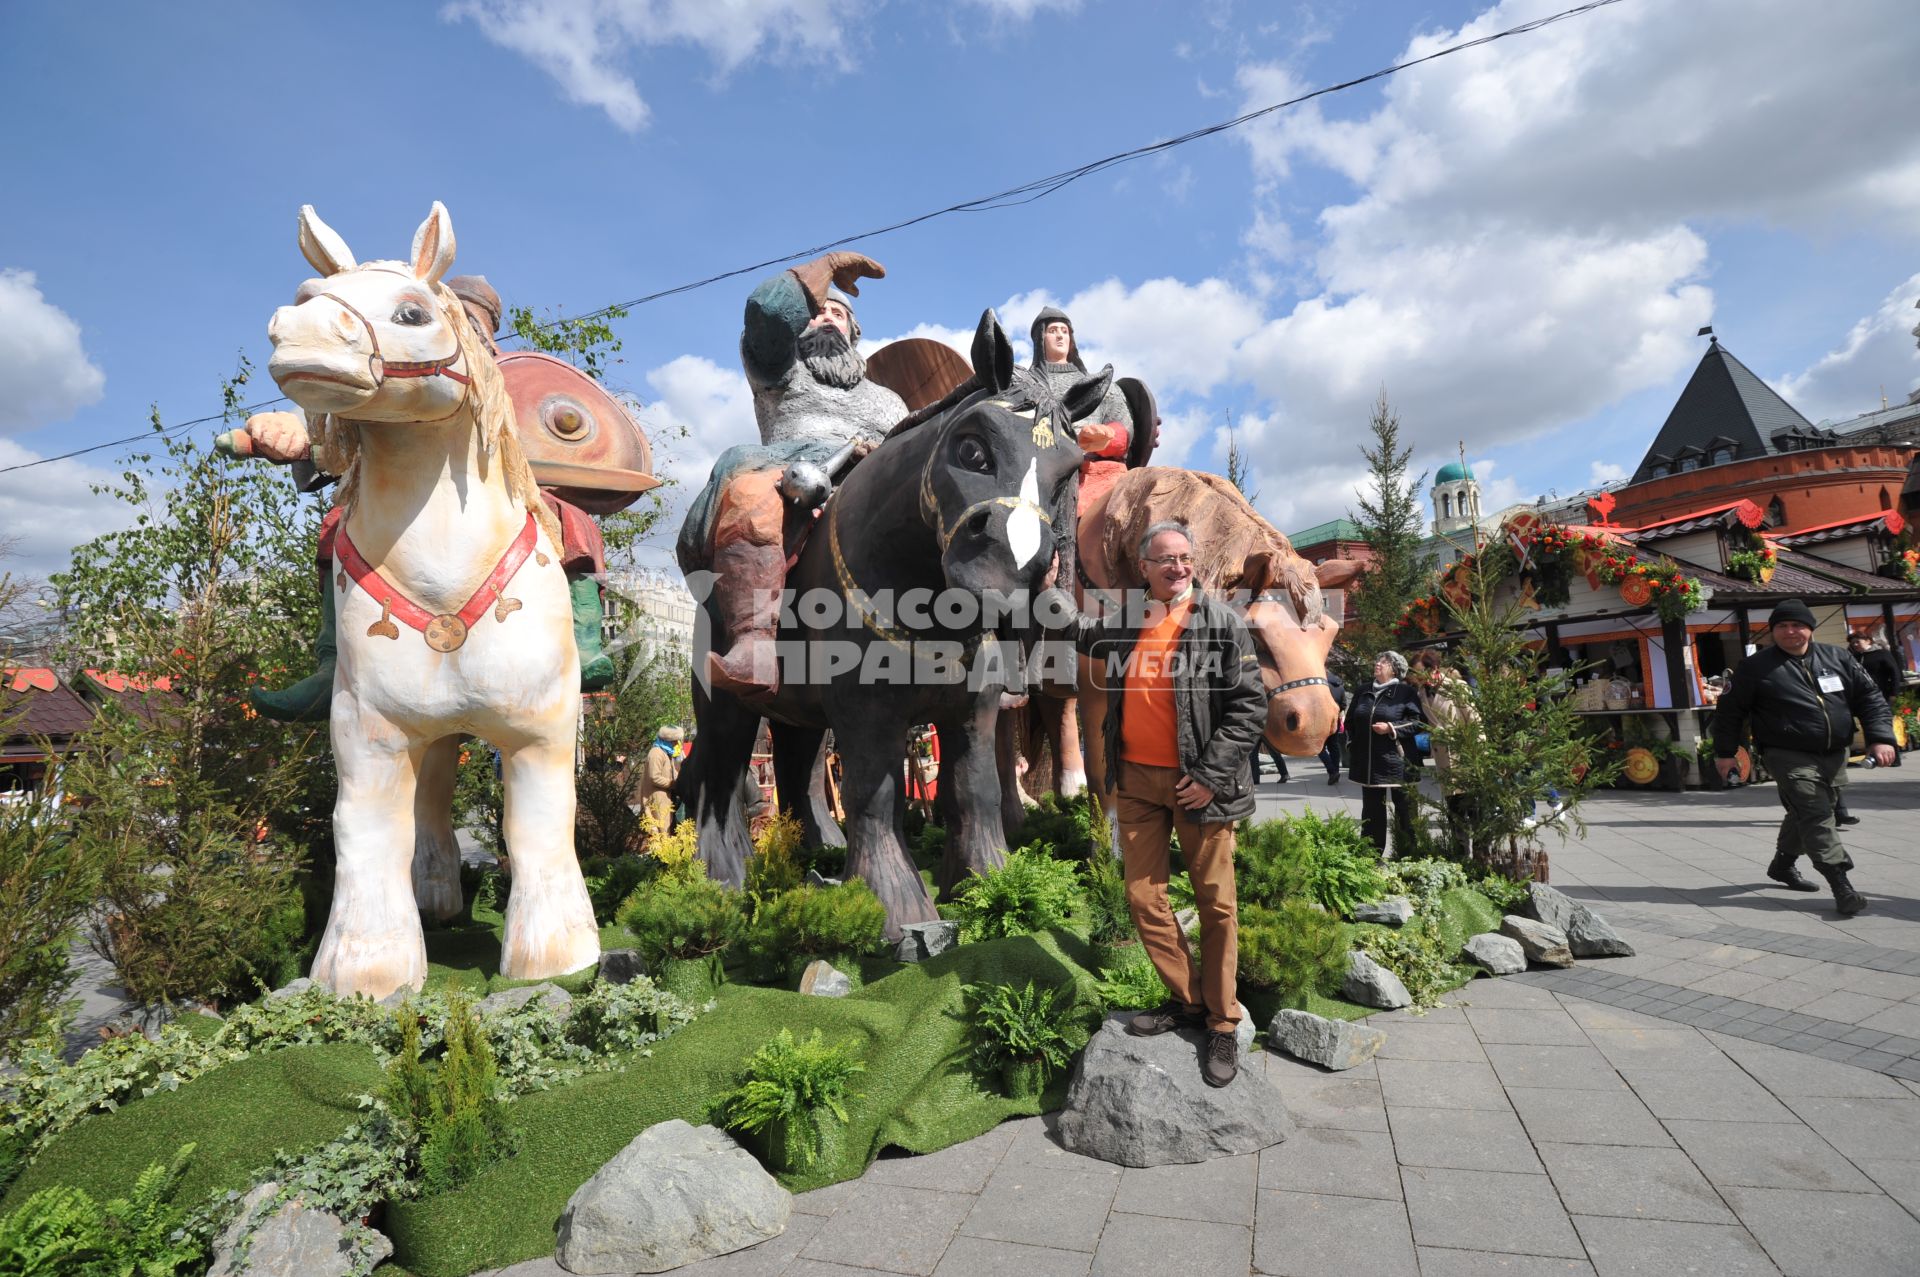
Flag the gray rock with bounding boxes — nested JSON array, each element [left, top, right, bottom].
[[1522, 882, 1631, 958], [1268, 1009, 1387, 1071], [798, 959, 851, 998], [1525, 882, 1579, 932], [376, 987, 413, 1009], [1566, 909, 1635, 958], [266, 978, 316, 1000], [894, 920, 960, 963], [475, 982, 573, 1021], [556, 1120, 790, 1274], [597, 948, 648, 985], [1352, 897, 1414, 926], [1236, 1016, 1256, 1052], [1501, 914, 1574, 968], [1340, 950, 1412, 1010], [207, 1182, 391, 1277], [1055, 1013, 1292, 1167], [1174, 907, 1200, 936], [804, 869, 843, 888], [1461, 932, 1526, 975]]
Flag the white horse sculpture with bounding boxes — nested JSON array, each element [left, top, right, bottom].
[[265, 201, 598, 998]]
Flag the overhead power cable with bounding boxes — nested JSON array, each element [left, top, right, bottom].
[[0, 0, 1629, 478]]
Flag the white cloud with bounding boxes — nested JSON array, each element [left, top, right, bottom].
[[443, 0, 860, 132], [0, 269, 105, 435], [0, 440, 135, 578], [447, 0, 1075, 131], [623, 354, 759, 567], [1227, 0, 1920, 474], [960, 0, 1078, 17], [1773, 272, 1920, 424], [1589, 459, 1628, 487]]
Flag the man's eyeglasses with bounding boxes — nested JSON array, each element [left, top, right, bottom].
[[1144, 555, 1195, 568]]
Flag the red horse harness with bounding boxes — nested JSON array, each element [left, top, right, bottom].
[[335, 512, 540, 653]]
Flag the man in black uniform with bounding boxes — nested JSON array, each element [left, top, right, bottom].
[[1711, 599, 1896, 915]]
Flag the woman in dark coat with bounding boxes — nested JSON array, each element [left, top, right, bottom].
[[1347, 650, 1425, 857]]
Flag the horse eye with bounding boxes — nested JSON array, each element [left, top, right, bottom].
[[391, 302, 432, 326], [956, 437, 993, 473]]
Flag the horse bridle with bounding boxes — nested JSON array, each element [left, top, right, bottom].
[[1248, 589, 1330, 702], [319, 290, 470, 385]]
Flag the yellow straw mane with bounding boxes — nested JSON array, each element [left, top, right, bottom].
[[308, 279, 564, 553]]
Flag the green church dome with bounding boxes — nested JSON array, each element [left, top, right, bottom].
[[1435, 461, 1473, 484]]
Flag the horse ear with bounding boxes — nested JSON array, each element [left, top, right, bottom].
[[297, 206, 356, 276], [411, 201, 456, 284], [1061, 364, 1116, 424], [970, 309, 1015, 393]]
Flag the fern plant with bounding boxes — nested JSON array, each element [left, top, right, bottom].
[[949, 850, 1083, 941], [964, 979, 1080, 1098], [1093, 946, 1167, 1013], [713, 1029, 865, 1172]]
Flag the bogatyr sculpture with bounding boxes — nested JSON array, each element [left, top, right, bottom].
[[265, 202, 599, 997], [678, 312, 1108, 936]]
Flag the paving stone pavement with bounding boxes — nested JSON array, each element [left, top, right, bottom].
[[480, 767, 1920, 1277]]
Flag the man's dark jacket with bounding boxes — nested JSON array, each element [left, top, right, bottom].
[[1046, 586, 1268, 822], [1855, 647, 1903, 705], [1712, 641, 1895, 758]]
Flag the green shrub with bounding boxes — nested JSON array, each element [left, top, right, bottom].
[[907, 819, 946, 869], [0, 1143, 203, 1276], [1013, 792, 1098, 861], [564, 976, 699, 1057], [384, 1001, 517, 1196], [964, 980, 1080, 1092], [1384, 858, 1469, 910], [1236, 813, 1388, 915], [582, 855, 653, 926], [1474, 873, 1531, 913], [1081, 852, 1132, 945], [713, 1029, 864, 1170], [950, 850, 1082, 941], [1355, 916, 1465, 1008], [0, 802, 104, 1063], [617, 870, 747, 963], [745, 813, 806, 899], [1237, 900, 1350, 1003], [749, 882, 889, 960], [1093, 945, 1166, 1012]]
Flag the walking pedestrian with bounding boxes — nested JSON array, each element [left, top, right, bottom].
[[1711, 599, 1896, 915]]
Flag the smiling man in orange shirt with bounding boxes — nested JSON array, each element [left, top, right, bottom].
[[1044, 521, 1267, 1086]]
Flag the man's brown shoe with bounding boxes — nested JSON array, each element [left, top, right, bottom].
[[1128, 1002, 1203, 1037], [1203, 1030, 1238, 1087]]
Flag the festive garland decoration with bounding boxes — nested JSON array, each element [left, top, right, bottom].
[[1900, 547, 1920, 587], [1425, 519, 1707, 624]]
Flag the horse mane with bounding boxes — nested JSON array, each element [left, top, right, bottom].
[[1100, 469, 1325, 626], [308, 279, 563, 553]]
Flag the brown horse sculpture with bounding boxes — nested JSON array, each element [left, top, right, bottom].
[[1000, 466, 1348, 831]]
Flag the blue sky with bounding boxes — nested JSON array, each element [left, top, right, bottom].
[[4, 0, 1919, 578]]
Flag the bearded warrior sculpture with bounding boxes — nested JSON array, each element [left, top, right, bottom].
[[684, 253, 908, 701]]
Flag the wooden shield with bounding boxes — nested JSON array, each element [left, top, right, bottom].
[[865, 338, 973, 412], [1118, 377, 1157, 469], [496, 350, 659, 515]]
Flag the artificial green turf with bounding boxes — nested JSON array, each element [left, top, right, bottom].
[[1433, 885, 1504, 955], [1, 1043, 382, 1215], [383, 929, 1101, 1277]]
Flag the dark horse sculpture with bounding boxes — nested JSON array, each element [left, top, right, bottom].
[[677, 312, 1111, 936]]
